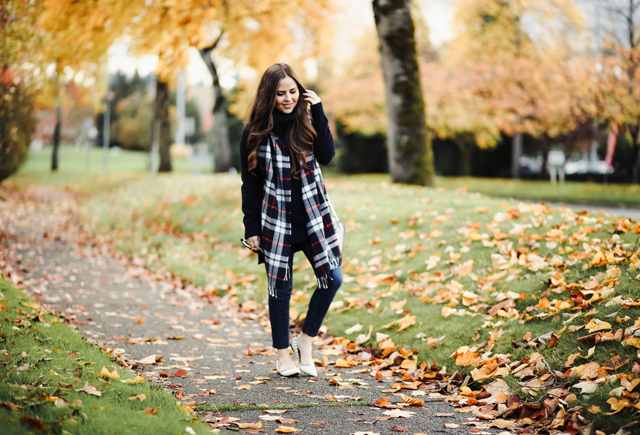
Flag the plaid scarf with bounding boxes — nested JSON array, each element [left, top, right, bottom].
[[258, 134, 342, 297]]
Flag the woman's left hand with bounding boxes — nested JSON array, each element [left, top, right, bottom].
[[303, 90, 321, 105]]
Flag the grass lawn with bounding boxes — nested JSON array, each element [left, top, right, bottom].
[[0, 278, 210, 435], [8, 147, 640, 431], [436, 176, 640, 207], [75, 171, 640, 431], [10, 145, 204, 194]]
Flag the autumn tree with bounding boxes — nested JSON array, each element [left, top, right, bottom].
[[123, 0, 332, 173], [0, 1, 40, 182], [372, 0, 434, 186], [592, 0, 640, 182], [36, 0, 128, 171], [448, 0, 584, 178]]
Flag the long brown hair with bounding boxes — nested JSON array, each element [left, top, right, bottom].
[[245, 63, 317, 178]]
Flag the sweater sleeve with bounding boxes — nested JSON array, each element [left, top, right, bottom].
[[310, 102, 335, 165], [239, 128, 263, 239]]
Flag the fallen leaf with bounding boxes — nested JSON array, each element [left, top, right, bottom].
[[172, 369, 188, 377], [275, 426, 299, 433], [236, 422, 262, 429], [390, 426, 408, 432], [128, 394, 146, 401], [138, 355, 161, 365], [75, 381, 101, 397], [383, 409, 415, 418], [444, 423, 460, 428]]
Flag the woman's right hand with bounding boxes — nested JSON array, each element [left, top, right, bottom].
[[246, 235, 261, 251]]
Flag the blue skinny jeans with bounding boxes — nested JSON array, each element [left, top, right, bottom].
[[268, 240, 343, 349]]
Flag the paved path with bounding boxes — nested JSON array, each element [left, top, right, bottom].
[[550, 202, 640, 221], [0, 186, 490, 435]]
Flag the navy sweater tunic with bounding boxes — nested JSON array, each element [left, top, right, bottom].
[[240, 102, 335, 244]]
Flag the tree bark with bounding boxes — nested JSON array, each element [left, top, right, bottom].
[[511, 132, 523, 178], [199, 39, 231, 173], [155, 78, 172, 173], [51, 71, 61, 172], [630, 125, 640, 183], [372, 0, 434, 186], [454, 138, 472, 176]]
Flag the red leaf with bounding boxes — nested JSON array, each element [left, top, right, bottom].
[[21, 414, 46, 430], [1, 401, 19, 411], [391, 425, 408, 432], [172, 369, 188, 377]]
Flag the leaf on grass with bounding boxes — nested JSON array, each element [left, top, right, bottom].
[[585, 319, 611, 332], [455, 350, 481, 367], [20, 414, 46, 431], [397, 314, 416, 331], [97, 366, 120, 380], [1, 401, 19, 411], [588, 405, 601, 413], [345, 324, 363, 334], [75, 381, 101, 397], [572, 381, 599, 394], [143, 407, 160, 415], [128, 394, 146, 401], [275, 426, 299, 433], [607, 397, 630, 413], [125, 375, 145, 384]]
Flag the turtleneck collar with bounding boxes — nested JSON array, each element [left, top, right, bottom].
[[272, 109, 295, 138]]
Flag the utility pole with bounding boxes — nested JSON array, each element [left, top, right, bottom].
[[103, 86, 114, 171]]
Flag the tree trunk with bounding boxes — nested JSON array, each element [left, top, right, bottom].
[[372, 0, 434, 186], [454, 139, 472, 176], [51, 71, 61, 172], [511, 132, 523, 178], [199, 41, 231, 173], [631, 125, 640, 184], [155, 78, 172, 173]]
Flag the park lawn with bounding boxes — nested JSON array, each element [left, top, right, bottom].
[[0, 277, 210, 435], [80, 172, 640, 431], [10, 145, 202, 194], [436, 176, 640, 207]]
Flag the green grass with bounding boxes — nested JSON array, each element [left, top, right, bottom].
[[11, 145, 204, 194], [0, 277, 210, 435], [436, 176, 640, 207]]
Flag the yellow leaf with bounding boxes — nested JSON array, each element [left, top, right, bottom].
[[97, 366, 120, 380], [588, 405, 601, 413], [125, 375, 145, 384], [455, 351, 481, 367], [275, 426, 299, 433], [585, 319, 611, 333], [236, 422, 262, 429], [397, 314, 416, 331], [334, 358, 351, 368], [128, 394, 146, 401]]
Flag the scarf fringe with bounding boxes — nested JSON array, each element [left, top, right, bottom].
[[317, 255, 342, 289]]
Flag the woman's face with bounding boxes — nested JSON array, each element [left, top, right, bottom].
[[275, 76, 299, 114]]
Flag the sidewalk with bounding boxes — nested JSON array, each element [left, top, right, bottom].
[[0, 186, 501, 434]]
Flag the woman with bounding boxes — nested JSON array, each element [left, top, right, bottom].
[[239, 63, 343, 377]]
